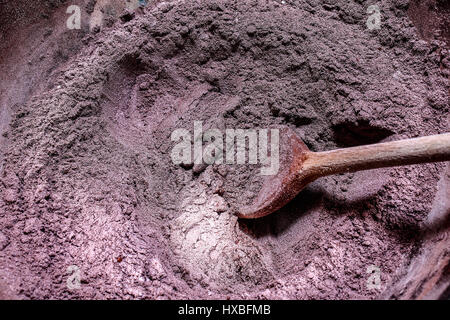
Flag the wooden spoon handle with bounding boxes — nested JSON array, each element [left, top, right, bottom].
[[304, 133, 450, 178]]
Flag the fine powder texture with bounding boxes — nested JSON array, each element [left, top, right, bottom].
[[0, 0, 449, 299]]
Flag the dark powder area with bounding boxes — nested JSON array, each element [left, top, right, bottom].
[[0, 0, 448, 299]]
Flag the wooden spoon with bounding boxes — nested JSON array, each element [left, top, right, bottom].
[[238, 129, 450, 219]]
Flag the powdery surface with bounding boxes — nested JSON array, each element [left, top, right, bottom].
[[0, 0, 449, 299]]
